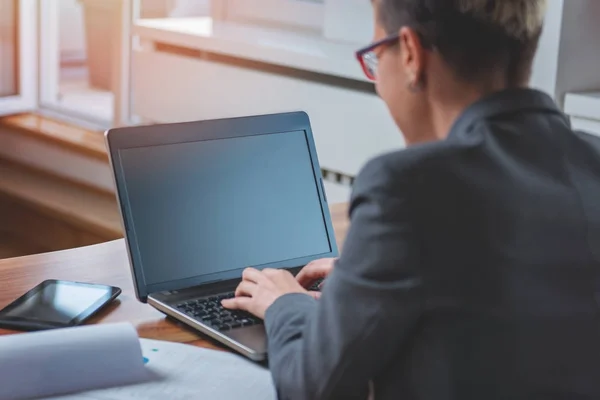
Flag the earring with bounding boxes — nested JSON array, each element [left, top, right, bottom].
[[407, 78, 423, 93]]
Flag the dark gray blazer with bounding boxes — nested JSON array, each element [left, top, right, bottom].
[[264, 89, 600, 400]]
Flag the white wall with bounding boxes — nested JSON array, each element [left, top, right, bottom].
[[529, 0, 564, 97], [554, 0, 600, 104], [529, 0, 600, 107], [324, 0, 372, 44], [168, 0, 210, 17]]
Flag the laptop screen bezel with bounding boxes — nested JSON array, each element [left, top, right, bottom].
[[106, 112, 339, 302]]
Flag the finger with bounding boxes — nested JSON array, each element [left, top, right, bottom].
[[234, 280, 258, 298], [261, 268, 280, 277], [307, 291, 322, 300], [242, 267, 265, 284], [221, 296, 252, 311], [263, 268, 295, 286], [296, 260, 334, 287]]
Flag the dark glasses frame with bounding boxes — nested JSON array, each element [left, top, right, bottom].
[[355, 33, 400, 81]]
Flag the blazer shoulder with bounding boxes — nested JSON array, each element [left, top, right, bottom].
[[354, 139, 464, 194]]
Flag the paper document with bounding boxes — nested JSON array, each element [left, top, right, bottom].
[[0, 323, 150, 400], [0, 323, 275, 400], [50, 338, 276, 400]]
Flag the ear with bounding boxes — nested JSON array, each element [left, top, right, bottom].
[[398, 27, 427, 88]]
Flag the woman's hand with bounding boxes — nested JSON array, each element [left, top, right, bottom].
[[296, 258, 337, 291], [221, 267, 312, 319]]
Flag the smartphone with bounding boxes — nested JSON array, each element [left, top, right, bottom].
[[0, 280, 121, 331]]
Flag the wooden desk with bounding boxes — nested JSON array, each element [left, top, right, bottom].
[[0, 203, 349, 350]]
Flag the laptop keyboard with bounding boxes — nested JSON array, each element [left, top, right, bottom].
[[176, 280, 323, 332], [308, 278, 324, 292], [175, 292, 262, 332]]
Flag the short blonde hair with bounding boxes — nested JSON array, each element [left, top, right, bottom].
[[457, 0, 547, 40], [378, 0, 548, 85]]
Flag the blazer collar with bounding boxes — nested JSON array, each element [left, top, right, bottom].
[[448, 88, 568, 138]]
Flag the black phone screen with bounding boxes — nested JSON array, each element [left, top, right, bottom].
[[0, 280, 121, 330]]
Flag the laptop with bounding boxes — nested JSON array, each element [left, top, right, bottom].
[[105, 112, 338, 361]]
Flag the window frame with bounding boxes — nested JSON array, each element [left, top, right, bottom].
[[38, 0, 136, 129], [0, 0, 37, 117]]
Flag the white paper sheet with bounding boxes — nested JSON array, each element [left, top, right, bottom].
[[50, 338, 276, 400], [0, 324, 150, 400]]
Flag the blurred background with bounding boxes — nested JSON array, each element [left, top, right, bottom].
[[0, 0, 600, 258]]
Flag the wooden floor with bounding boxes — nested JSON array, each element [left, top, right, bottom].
[[0, 232, 44, 260]]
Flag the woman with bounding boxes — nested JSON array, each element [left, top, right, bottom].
[[224, 0, 600, 398]]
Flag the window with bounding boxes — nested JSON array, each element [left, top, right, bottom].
[[0, 0, 36, 117], [39, 0, 118, 127], [5, 0, 364, 127], [219, 0, 325, 31], [34, 0, 213, 128]]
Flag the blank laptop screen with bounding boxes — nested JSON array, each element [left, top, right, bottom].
[[118, 130, 331, 287]]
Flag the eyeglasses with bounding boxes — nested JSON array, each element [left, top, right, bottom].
[[355, 33, 400, 81]]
